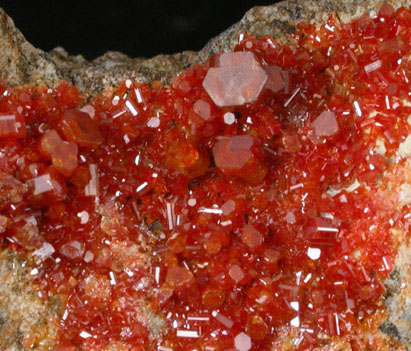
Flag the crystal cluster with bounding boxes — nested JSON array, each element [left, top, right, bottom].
[[0, 5, 411, 351]]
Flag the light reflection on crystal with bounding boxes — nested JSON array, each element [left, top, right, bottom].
[[353, 101, 362, 117], [32, 174, 54, 195], [212, 311, 233, 329], [79, 331, 92, 339], [290, 316, 300, 328], [284, 87, 301, 107], [364, 60, 382, 74], [85, 164, 99, 197], [223, 112, 236, 125], [307, 247, 321, 260], [176, 330, 200, 338]]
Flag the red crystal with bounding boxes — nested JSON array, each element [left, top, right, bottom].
[[0, 5, 410, 350], [40, 129, 78, 177], [26, 169, 67, 208], [0, 113, 26, 139], [241, 224, 263, 248], [58, 109, 103, 147], [0, 172, 27, 210], [165, 265, 194, 289], [213, 135, 268, 184]]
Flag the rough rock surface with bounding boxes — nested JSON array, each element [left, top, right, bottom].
[[0, 1, 410, 350], [0, 251, 63, 351]]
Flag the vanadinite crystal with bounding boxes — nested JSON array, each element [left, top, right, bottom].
[[1, 4, 411, 351]]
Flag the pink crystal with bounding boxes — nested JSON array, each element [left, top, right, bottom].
[[214, 135, 254, 170], [229, 265, 244, 283], [193, 100, 211, 120], [203, 52, 267, 107], [264, 66, 285, 93], [60, 240, 85, 260], [313, 111, 339, 137], [234, 332, 252, 351], [222, 199, 235, 216], [242, 224, 263, 248], [31, 174, 55, 195]]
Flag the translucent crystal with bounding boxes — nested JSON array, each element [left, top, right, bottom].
[[313, 111, 339, 137], [40, 130, 62, 155], [165, 266, 194, 289], [60, 240, 85, 260], [203, 52, 267, 107], [229, 265, 244, 283], [165, 140, 209, 179], [264, 66, 285, 93], [59, 109, 103, 147], [213, 135, 267, 184], [40, 129, 78, 177], [241, 224, 263, 248], [193, 100, 211, 120], [32, 242, 55, 263], [52, 142, 78, 177], [234, 332, 252, 351], [0, 113, 26, 139], [201, 287, 225, 309], [246, 315, 268, 341]]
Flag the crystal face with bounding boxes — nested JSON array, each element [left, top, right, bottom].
[[213, 135, 268, 184], [202, 52, 267, 106], [0, 4, 411, 350], [40, 129, 78, 176], [0, 113, 26, 139], [59, 109, 103, 147], [313, 111, 339, 137]]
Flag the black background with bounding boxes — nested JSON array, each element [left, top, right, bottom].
[[1, 1, 280, 61]]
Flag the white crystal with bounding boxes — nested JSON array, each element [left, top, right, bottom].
[[307, 247, 321, 260], [85, 164, 99, 197], [176, 330, 199, 338], [79, 331, 92, 339], [77, 211, 89, 224], [290, 316, 300, 327], [32, 242, 55, 262]]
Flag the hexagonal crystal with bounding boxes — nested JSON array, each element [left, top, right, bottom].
[[203, 52, 267, 107], [313, 111, 339, 137], [234, 332, 252, 351]]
